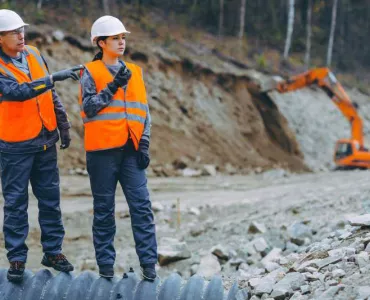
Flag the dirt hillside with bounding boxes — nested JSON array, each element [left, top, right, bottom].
[[27, 26, 308, 176]]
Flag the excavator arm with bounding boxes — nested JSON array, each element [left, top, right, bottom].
[[272, 67, 364, 148]]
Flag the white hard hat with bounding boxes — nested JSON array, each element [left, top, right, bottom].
[[91, 16, 130, 45], [0, 9, 28, 32]]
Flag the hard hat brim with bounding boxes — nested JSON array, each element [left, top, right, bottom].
[[4, 23, 29, 32], [91, 29, 131, 45]]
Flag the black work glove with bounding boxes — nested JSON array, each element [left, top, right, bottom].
[[51, 68, 79, 82], [137, 139, 150, 169], [107, 65, 132, 94], [59, 129, 71, 150]]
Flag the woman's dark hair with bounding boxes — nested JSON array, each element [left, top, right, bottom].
[[92, 36, 108, 61]]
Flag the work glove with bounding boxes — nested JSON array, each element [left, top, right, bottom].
[[107, 65, 132, 94], [51, 68, 80, 82], [59, 129, 71, 150], [137, 139, 150, 169]]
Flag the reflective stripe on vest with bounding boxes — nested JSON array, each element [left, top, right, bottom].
[[83, 112, 146, 124], [79, 60, 148, 152], [80, 99, 148, 113], [0, 64, 15, 78], [0, 45, 57, 143], [25, 46, 48, 75]]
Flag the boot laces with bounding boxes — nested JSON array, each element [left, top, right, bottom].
[[54, 254, 67, 262], [11, 261, 24, 270]]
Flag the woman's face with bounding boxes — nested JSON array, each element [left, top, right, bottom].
[[99, 34, 126, 57]]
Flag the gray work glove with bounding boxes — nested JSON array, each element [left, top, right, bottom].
[[137, 139, 150, 169], [107, 65, 132, 94], [59, 129, 71, 150], [51, 68, 79, 82]]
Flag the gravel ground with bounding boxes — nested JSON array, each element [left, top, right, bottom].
[[0, 170, 369, 299]]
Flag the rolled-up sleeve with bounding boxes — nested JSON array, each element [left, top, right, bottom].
[[81, 69, 114, 118], [0, 73, 53, 101]]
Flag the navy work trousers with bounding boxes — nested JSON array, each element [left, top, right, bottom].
[[1, 145, 64, 262], [86, 143, 158, 267]]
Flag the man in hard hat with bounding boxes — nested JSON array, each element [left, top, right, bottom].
[[0, 9, 79, 282], [79, 16, 157, 281]]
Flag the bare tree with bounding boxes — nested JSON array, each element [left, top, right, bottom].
[[218, 0, 224, 37], [283, 0, 295, 60], [37, 0, 43, 11], [102, 0, 110, 15], [304, 0, 313, 68], [238, 0, 246, 40], [327, 0, 339, 67], [190, 0, 198, 15]]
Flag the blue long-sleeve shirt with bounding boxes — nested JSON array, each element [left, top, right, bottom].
[[80, 60, 151, 143], [0, 47, 71, 154]]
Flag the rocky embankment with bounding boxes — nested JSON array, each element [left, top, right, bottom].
[[23, 25, 370, 176], [156, 211, 370, 299], [25, 25, 309, 176]]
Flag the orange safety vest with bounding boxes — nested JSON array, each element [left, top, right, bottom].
[[79, 60, 148, 152], [0, 45, 57, 142]]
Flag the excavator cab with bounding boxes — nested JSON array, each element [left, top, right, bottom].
[[265, 67, 370, 170], [334, 139, 370, 169], [334, 140, 353, 160]]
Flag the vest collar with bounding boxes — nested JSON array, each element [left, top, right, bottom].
[[0, 47, 30, 64]]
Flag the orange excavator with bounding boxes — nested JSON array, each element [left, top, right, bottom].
[[264, 67, 370, 169]]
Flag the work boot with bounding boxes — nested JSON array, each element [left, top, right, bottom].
[[99, 265, 114, 279], [7, 261, 25, 283], [41, 253, 74, 272], [141, 264, 156, 282]]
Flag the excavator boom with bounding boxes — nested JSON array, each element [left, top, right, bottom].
[[275, 67, 330, 93], [273, 67, 364, 148]]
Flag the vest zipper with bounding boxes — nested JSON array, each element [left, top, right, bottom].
[[130, 128, 138, 147], [35, 95, 47, 151], [124, 86, 130, 140], [32, 73, 47, 150], [35, 99, 45, 127], [124, 86, 137, 145], [29, 70, 45, 128]]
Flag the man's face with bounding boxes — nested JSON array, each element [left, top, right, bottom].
[[0, 27, 25, 55]]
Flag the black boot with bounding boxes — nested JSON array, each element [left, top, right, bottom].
[[7, 261, 25, 283], [141, 264, 156, 281], [99, 265, 114, 279], [41, 253, 74, 272]]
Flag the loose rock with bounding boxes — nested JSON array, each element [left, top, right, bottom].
[[158, 237, 191, 266]]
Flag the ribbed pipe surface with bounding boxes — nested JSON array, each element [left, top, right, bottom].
[[0, 269, 247, 300]]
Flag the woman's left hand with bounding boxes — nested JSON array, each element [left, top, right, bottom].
[[137, 139, 150, 169], [59, 129, 71, 149]]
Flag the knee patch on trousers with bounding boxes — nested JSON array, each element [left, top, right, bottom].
[[124, 186, 149, 203], [3, 191, 28, 209], [93, 194, 115, 227]]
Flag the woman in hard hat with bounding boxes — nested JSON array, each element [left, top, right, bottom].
[[79, 16, 157, 281]]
